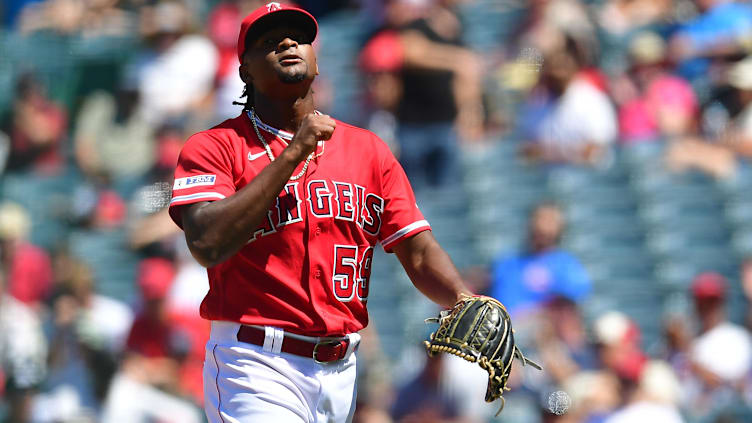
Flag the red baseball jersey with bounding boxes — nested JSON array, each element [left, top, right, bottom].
[[169, 112, 430, 336]]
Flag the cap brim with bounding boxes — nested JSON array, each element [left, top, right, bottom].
[[244, 9, 317, 46]]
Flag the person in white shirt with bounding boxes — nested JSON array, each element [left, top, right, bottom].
[[521, 34, 617, 166], [605, 360, 684, 423], [682, 272, 752, 419], [0, 273, 47, 422]]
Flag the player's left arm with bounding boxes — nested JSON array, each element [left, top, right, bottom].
[[393, 230, 473, 309]]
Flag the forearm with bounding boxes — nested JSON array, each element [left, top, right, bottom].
[[394, 231, 472, 308], [400, 31, 476, 73], [183, 148, 302, 267], [452, 70, 483, 138]]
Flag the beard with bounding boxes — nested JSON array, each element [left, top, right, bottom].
[[278, 64, 308, 84]]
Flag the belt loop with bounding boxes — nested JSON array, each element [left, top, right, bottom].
[[263, 327, 275, 352], [272, 327, 284, 354], [345, 333, 360, 358]]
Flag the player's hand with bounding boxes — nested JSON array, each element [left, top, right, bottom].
[[288, 113, 336, 162]]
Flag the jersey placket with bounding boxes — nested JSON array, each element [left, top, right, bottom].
[[302, 146, 326, 300]]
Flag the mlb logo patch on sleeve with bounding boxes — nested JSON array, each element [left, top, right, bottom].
[[173, 174, 217, 190]]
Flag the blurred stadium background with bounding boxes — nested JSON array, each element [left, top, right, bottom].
[[2, 0, 752, 422]]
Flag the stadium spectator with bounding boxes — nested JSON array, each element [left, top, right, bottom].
[[662, 312, 695, 386], [0, 271, 47, 422], [685, 272, 752, 416], [598, 0, 671, 38], [17, 0, 133, 37], [359, 29, 404, 155], [665, 56, 752, 179], [126, 124, 183, 256], [534, 297, 599, 387], [0, 201, 53, 309], [390, 353, 474, 423], [207, 0, 266, 122], [593, 311, 648, 385], [130, 0, 218, 129], [57, 257, 133, 355], [741, 257, 752, 331], [613, 31, 699, 144], [489, 203, 591, 317], [164, 242, 210, 404], [604, 360, 684, 423], [33, 259, 132, 422], [512, 0, 597, 63], [395, 0, 484, 190], [719, 57, 752, 159], [350, 324, 394, 423], [554, 369, 621, 423], [519, 34, 618, 166], [1, 73, 66, 175], [100, 255, 202, 420], [73, 66, 157, 194], [669, 0, 752, 81], [125, 258, 183, 362]]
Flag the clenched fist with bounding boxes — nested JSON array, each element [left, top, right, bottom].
[[287, 113, 336, 163]]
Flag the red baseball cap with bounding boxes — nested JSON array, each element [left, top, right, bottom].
[[138, 258, 176, 300], [359, 30, 403, 73], [237, 2, 318, 62], [691, 271, 727, 299]]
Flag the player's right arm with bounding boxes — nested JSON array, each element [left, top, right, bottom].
[[180, 113, 335, 268]]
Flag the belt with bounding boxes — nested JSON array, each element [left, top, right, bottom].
[[236, 325, 352, 363]]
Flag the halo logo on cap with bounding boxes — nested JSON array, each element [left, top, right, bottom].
[[267, 2, 282, 11]]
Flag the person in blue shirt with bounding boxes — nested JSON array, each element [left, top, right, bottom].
[[669, 0, 752, 81], [489, 202, 591, 316]]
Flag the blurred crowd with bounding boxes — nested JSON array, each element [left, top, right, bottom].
[[2, 0, 752, 422]]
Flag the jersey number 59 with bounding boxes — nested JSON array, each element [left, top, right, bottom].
[[332, 245, 374, 302]]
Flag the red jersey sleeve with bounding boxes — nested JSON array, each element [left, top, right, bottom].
[[377, 146, 430, 252], [169, 132, 236, 228]]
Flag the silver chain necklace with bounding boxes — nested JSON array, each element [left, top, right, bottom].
[[249, 108, 315, 181]]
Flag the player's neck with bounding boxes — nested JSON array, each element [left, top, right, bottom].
[[253, 93, 315, 134]]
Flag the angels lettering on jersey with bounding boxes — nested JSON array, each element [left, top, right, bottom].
[[248, 180, 382, 243]]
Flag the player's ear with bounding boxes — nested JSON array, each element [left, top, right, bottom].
[[239, 63, 251, 84]]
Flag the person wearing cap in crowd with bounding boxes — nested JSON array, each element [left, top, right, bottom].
[[716, 56, 752, 158], [614, 31, 698, 144], [358, 29, 404, 156], [593, 310, 648, 385], [125, 257, 184, 361], [101, 257, 203, 423], [0, 201, 53, 310], [168, 2, 473, 422], [688, 272, 752, 392]]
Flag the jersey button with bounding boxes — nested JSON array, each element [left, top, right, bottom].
[[314, 270, 321, 278], [315, 227, 322, 236]]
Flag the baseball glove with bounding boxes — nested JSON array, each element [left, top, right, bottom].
[[424, 295, 541, 415]]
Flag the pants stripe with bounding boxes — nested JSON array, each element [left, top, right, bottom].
[[211, 343, 227, 423]]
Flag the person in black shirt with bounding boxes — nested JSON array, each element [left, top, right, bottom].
[[396, 0, 483, 190]]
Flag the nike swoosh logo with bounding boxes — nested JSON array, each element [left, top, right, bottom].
[[248, 151, 267, 161]]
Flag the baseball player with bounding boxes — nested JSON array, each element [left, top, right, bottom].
[[169, 3, 472, 422]]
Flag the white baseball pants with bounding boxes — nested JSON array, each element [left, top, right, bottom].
[[204, 321, 359, 423]]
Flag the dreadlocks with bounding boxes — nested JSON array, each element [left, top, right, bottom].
[[233, 83, 255, 111]]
